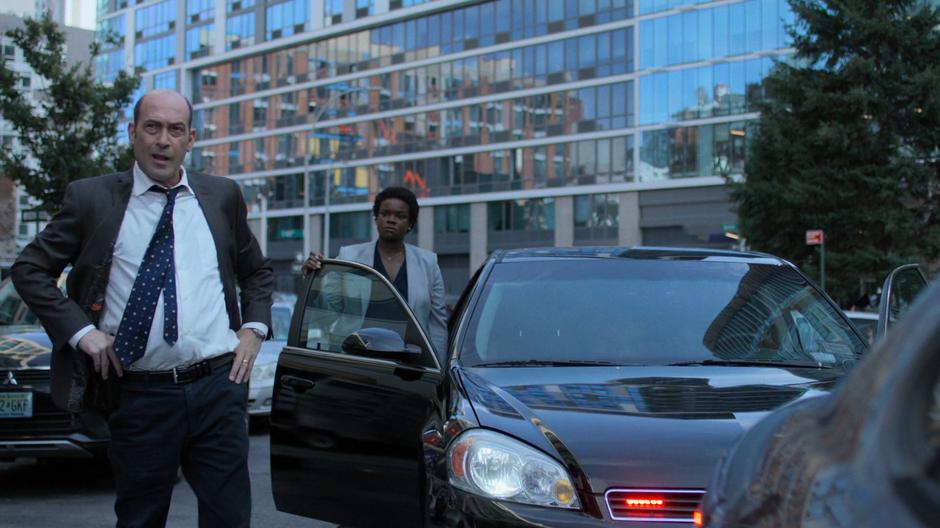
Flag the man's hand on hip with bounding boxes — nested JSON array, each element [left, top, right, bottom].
[[231, 328, 263, 384], [77, 330, 123, 380]]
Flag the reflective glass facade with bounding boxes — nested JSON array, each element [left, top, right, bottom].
[[106, 0, 793, 289]]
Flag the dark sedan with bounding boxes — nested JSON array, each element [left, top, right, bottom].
[[0, 276, 110, 461], [270, 247, 873, 527]]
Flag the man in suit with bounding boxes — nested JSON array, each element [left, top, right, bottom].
[[11, 90, 273, 527]]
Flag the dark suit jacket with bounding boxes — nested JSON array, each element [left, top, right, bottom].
[[10, 170, 274, 413]]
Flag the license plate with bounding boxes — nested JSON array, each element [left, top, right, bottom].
[[0, 392, 33, 418]]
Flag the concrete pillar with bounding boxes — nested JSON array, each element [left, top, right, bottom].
[[175, 0, 185, 67], [311, 0, 324, 30], [618, 192, 641, 246], [469, 202, 488, 276], [213, 0, 226, 55], [308, 214, 323, 255], [554, 195, 574, 247], [417, 205, 434, 251]]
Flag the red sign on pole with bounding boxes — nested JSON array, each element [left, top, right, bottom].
[[805, 229, 824, 246]]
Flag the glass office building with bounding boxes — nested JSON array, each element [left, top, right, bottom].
[[96, 0, 794, 295]]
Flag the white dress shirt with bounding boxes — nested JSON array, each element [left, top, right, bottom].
[[69, 164, 267, 370]]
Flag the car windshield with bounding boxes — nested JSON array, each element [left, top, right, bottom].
[[460, 258, 866, 368]]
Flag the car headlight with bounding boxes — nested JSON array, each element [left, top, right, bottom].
[[447, 429, 580, 509]]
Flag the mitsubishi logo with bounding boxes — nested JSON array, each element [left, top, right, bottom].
[[3, 371, 16, 385]]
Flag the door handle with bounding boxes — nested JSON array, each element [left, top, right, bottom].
[[281, 375, 316, 393]]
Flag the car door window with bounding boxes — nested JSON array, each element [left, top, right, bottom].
[[889, 268, 927, 325], [298, 262, 437, 369]]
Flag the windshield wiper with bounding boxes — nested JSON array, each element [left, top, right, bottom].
[[667, 359, 833, 369], [473, 359, 624, 367]]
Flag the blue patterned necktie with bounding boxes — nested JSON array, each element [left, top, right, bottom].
[[113, 185, 181, 367]]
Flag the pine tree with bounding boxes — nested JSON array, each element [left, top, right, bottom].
[[734, 0, 940, 304], [0, 14, 140, 213]]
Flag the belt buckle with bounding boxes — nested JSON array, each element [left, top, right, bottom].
[[172, 367, 179, 384]]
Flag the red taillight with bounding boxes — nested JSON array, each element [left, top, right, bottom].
[[693, 510, 703, 526]]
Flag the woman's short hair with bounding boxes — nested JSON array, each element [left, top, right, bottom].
[[373, 186, 419, 228]]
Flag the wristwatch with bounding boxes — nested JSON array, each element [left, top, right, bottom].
[[248, 328, 265, 340]]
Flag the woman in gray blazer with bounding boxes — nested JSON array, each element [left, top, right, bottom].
[[302, 187, 448, 360]]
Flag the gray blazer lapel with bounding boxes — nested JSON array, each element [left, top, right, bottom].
[[405, 244, 419, 305]]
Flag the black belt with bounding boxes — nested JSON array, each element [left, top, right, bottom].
[[122, 353, 235, 385]]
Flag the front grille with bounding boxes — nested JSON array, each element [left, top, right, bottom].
[[605, 488, 704, 523], [4, 368, 50, 386], [0, 408, 78, 436]]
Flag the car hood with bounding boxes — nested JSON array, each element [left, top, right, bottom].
[[458, 365, 840, 492], [0, 326, 52, 369]]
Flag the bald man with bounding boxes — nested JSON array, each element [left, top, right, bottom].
[[12, 90, 273, 527]]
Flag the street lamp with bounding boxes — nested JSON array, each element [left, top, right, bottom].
[[303, 84, 382, 256]]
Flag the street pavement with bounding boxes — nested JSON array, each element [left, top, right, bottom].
[[0, 424, 334, 527]]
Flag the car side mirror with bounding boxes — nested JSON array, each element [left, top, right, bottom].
[[341, 327, 423, 358], [877, 264, 928, 339]]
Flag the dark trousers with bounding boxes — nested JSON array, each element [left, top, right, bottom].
[[108, 359, 250, 528]]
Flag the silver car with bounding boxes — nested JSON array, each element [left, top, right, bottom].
[[247, 301, 292, 417]]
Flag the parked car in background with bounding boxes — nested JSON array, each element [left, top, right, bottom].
[[0, 274, 111, 461], [700, 269, 936, 528], [269, 247, 890, 527], [247, 300, 292, 419], [843, 310, 878, 345]]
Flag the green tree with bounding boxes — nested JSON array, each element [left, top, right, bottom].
[[0, 14, 140, 213], [734, 0, 940, 304]]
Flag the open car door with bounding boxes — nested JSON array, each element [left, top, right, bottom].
[[270, 260, 444, 527], [877, 264, 929, 340]]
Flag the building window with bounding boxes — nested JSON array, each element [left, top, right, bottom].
[[639, 0, 791, 70], [227, 0, 255, 12], [3, 44, 15, 60], [95, 48, 124, 82], [186, 0, 214, 23], [1, 136, 13, 148], [638, 121, 750, 181], [268, 215, 304, 241], [19, 76, 30, 88], [434, 204, 470, 233], [390, 0, 430, 9], [324, 0, 343, 26], [266, 0, 309, 41], [575, 194, 619, 228], [96, 14, 125, 50], [356, 0, 374, 19], [186, 24, 214, 59], [134, 35, 176, 71], [153, 70, 177, 90], [330, 211, 372, 240], [136, 0, 176, 39], [489, 198, 555, 232], [226, 12, 256, 50]]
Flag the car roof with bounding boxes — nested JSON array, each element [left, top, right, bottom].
[[493, 246, 786, 265]]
